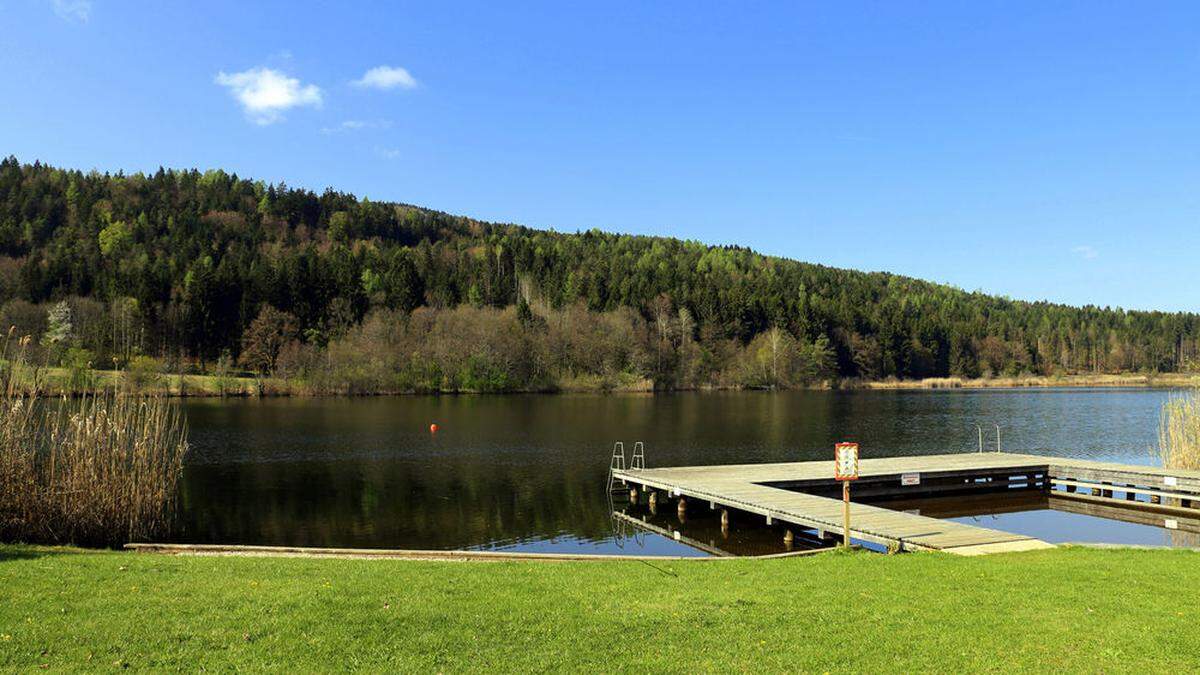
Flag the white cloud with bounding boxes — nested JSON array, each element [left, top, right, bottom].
[[375, 147, 402, 159], [214, 67, 322, 125], [352, 65, 418, 90], [51, 0, 91, 21], [1071, 245, 1099, 260], [320, 119, 392, 135]]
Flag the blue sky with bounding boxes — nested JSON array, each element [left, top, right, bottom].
[[3, 1, 1199, 311]]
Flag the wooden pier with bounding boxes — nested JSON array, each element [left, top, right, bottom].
[[611, 452, 1200, 556]]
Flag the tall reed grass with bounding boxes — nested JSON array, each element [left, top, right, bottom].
[[0, 329, 189, 547], [1157, 390, 1200, 471]]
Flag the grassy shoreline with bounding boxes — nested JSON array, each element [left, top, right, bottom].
[[13, 366, 1200, 397], [2, 544, 1198, 670]]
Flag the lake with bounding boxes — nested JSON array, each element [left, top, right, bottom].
[[173, 388, 1192, 555]]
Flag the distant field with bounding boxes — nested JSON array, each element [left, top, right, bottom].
[[1, 545, 1197, 671], [20, 366, 263, 397]]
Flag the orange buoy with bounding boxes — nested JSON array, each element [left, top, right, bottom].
[[429, 423, 439, 434]]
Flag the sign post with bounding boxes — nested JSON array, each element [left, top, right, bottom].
[[834, 442, 859, 548]]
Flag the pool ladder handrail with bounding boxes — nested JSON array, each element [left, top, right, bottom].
[[607, 441, 646, 494], [607, 442, 626, 493], [975, 425, 1002, 453], [631, 441, 646, 470]]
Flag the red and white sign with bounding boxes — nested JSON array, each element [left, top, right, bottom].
[[834, 442, 859, 481]]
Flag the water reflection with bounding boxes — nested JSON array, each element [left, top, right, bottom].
[[609, 500, 831, 557], [173, 389, 1180, 553]]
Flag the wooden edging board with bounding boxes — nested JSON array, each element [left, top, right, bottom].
[[123, 542, 841, 562]]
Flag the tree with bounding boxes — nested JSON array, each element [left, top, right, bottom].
[[239, 305, 299, 375], [98, 217, 132, 257], [110, 297, 142, 367], [847, 332, 883, 380], [739, 327, 798, 389], [797, 334, 837, 384], [41, 301, 73, 364]]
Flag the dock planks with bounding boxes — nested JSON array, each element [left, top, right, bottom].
[[612, 452, 1200, 555]]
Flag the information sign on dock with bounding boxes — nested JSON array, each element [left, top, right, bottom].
[[834, 442, 859, 481], [834, 442, 859, 548]]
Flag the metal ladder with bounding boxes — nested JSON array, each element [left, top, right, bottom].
[[607, 442, 626, 494], [975, 424, 1002, 452], [607, 441, 646, 494], [631, 441, 645, 470]]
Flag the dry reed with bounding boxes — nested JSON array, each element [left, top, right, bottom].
[[0, 329, 189, 547], [1157, 390, 1200, 471]]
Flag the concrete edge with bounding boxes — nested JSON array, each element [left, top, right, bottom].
[[1060, 542, 1200, 552]]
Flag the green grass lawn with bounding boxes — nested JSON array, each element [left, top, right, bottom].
[[1, 545, 1198, 672]]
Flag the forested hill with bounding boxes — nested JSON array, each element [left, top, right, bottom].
[[1, 157, 1197, 391]]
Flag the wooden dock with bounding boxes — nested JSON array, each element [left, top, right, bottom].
[[611, 452, 1200, 556]]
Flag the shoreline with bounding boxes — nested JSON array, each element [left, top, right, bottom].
[[13, 367, 1200, 398]]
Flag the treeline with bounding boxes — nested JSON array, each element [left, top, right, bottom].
[[271, 305, 834, 393], [2, 156, 1199, 391]]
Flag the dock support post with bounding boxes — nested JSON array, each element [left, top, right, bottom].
[[629, 487, 639, 504], [648, 491, 658, 514], [720, 509, 730, 527], [783, 529, 794, 550], [1151, 494, 1161, 505], [842, 481, 851, 548], [677, 497, 687, 518]]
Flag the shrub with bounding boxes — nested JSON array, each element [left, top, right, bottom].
[[212, 351, 238, 397], [64, 346, 96, 391], [125, 355, 163, 391]]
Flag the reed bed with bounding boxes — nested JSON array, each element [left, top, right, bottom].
[[863, 373, 1200, 390], [0, 331, 189, 547], [1157, 390, 1200, 471]]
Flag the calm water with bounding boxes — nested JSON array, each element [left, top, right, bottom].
[[173, 389, 1190, 555]]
